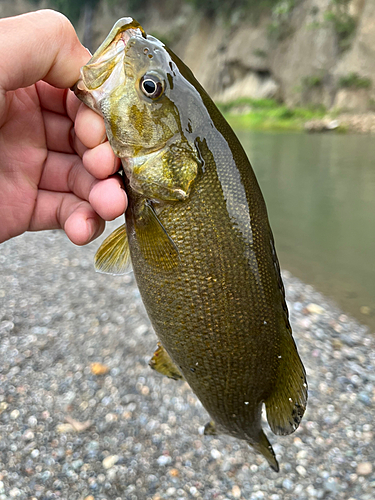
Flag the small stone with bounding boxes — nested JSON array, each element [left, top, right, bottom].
[[189, 486, 199, 497], [232, 485, 241, 498], [84, 497, 95, 500], [157, 455, 172, 466], [0, 321, 14, 333], [306, 303, 325, 315], [282, 479, 293, 491], [9, 488, 21, 498], [30, 449, 40, 458], [22, 430, 35, 441], [296, 465, 307, 476], [56, 423, 74, 433], [211, 448, 221, 460], [102, 455, 119, 469], [90, 362, 109, 375], [356, 462, 373, 475], [166, 488, 176, 496], [168, 468, 179, 477], [10, 410, 20, 420], [28, 416, 38, 427]]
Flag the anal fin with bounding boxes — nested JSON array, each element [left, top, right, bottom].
[[149, 342, 183, 381]]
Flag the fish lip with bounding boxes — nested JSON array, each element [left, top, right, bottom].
[[73, 17, 145, 99]]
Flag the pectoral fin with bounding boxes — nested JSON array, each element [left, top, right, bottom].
[[149, 342, 183, 380], [135, 201, 180, 271], [94, 223, 131, 275], [265, 331, 307, 436]]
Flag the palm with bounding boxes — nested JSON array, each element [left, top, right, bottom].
[[1, 86, 49, 239]]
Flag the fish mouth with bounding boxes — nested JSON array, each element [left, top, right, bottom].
[[73, 17, 145, 105]]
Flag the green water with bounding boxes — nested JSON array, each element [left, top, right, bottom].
[[236, 130, 375, 332]]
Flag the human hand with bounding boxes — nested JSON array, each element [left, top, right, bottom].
[[0, 9, 127, 246]]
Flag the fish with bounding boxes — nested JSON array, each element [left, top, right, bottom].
[[73, 17, 307, 472]]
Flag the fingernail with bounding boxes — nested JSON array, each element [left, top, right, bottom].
[[100, 132, 108, 144]]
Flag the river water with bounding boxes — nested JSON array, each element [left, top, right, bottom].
[[235, 130, 375, 332]]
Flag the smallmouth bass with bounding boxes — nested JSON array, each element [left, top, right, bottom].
[[74, 18, 307, 472]]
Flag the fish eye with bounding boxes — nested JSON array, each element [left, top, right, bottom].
[[140, 74, 165, 99]]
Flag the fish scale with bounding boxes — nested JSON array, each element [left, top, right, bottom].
[[74, 17, 307, 472]]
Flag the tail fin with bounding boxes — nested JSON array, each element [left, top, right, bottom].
[[250, 430, 279, 472]]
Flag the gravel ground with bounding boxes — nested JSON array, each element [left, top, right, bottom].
[[0, 221, 374, 500]]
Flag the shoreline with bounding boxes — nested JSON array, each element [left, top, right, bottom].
[[0, 225, 374, 498], [218, 99, 375, 134]]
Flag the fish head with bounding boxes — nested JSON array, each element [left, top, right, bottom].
[[74, 18, 196, 161]]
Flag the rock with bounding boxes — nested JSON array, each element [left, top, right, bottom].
[[102, 455, 119, 469], [157, 455, 172, 466], [356, 462, 373, 475], [90, 362, 109, 375], [232, 485, 241, 498], [306, 303, 325, 315], [210, 449, 221, 460]]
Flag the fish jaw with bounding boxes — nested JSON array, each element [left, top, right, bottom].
[[73, 17, 145, 112]]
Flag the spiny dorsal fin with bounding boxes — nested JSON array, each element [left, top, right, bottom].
[[135, 201, 180, 271], [94, 223, 131, 275], [265, 330, 307, 436], [149, 342, 183, 380]]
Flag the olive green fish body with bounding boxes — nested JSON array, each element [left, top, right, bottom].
[[74, 18, 307, 471], [127, 128, 278, 427]]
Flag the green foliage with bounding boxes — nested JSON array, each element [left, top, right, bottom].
[[253, 48, 268, 58], [324, 0, 356, 51], [217, 97, 326, 131], [267, 0, 297, 41], [302, 75, 323, 89], [338, 73, 372, 89]]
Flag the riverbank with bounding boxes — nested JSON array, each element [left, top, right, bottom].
[[0, 224, 374, 499], [219, 98, 375, 134]]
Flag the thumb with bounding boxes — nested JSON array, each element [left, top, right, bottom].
[[0, 9, 90, 92]]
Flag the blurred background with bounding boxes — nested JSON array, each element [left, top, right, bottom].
[[2, 0, 374, 330], [1, 1, 375, 499]]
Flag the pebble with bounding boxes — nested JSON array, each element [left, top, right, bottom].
[[356, 462, 373, 475], [232, 485, 241, 498], [306, 303, 325, 315], [90, 362, 110, 375], [157, 455, 172, 466], [102, 455, 119, 469], [210, 448, 221, 460], [10, 410, 20, 420]]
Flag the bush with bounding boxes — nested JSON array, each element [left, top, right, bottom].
[[302, 75, 323, 88], [324, 0, 357, 51], [338, 73, 372, 89]]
